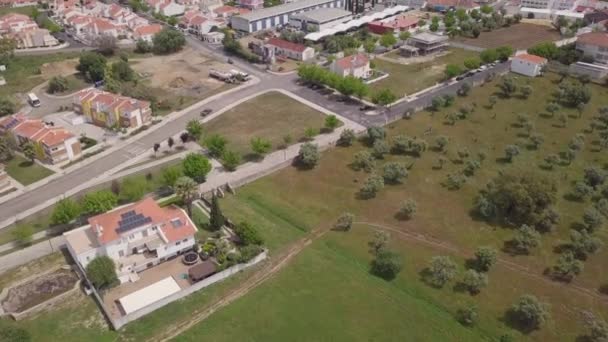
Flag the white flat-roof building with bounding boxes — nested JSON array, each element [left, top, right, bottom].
[[289, 7, 353, 31], [230, 0, 345, 33]]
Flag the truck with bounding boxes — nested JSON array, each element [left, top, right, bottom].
[[209, 68, 237, 83], [229, 69, 249, 80]]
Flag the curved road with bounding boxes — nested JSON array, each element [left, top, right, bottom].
[[0, 37, 509, 226]]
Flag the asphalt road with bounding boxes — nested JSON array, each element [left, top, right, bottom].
[[0, 37, 510, 226]]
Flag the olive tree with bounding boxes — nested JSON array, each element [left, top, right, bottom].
[[297, 142, 320, 169], [473, 246, 498, 272], [382, 162, 408, 184], [360, 173, 384, 199], [461, 269, 488, 294], [509, 295, 550, 331], [398, 199, 417, 220], [334, 212, 354, 231], [426, 255, 457, 288]]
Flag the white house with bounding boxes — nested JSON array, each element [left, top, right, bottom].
[[64, 197, 198, 283], [330, 53, 371, 78], [202, 31, 225, 44], [511, 53, 548, 77], [265, 37, 315, 61]]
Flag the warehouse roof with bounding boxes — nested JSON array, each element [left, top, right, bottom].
[[291, 7, 351, 23], [233, 0, 340, 21]]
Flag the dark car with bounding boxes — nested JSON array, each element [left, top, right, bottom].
[[200, 109, 212, 116], [227, 58, 234, 64], [360, 105, 375, 111], [456, 75, 465, 81]]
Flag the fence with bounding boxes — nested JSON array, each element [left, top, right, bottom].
[[0, 236, 66, 274], [94, 250, 268, 330]]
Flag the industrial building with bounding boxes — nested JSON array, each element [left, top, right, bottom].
[[230, 0, 345, 32], [289, 7, 353, 31]]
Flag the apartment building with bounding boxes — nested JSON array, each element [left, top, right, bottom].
[[0, 13, 59, 48], [576, 31, 608, 64], [73, 89, 152, 129], [0, 114, 82, 165], [64, 197, 197, 283]]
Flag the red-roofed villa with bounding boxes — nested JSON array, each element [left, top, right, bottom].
[[64, 197, 198, 283], [511, 53, 548, 77]]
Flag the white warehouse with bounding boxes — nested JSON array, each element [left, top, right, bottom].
[[230, 0, 345, 33]]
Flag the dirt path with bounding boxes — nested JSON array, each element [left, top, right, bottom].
[[154, 228, 327, 342], [356, 221, 608, 304], [153, 218, 604, 341]]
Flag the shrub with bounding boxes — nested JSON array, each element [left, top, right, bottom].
[[359, 173, 384, 199], [352, 150, 375, 172], [473, 246, 497, 272], [461, 269, 488, 294], [509, 295, 550, 331], [334, 212, 354, 231], [398, 199, 417, 220], [456, 305, 478, 326], [426, 256, 457, 288], [234, 221, 264, 246], [47, 76, 69, 94], [370, 249, 402, 280], [382, 162, 408, 184], [297, 142, 320, 168], [338, 129, 356, 146]]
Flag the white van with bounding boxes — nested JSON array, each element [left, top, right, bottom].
[[27, 93, 41, 108]]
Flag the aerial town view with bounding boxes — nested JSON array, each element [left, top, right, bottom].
[[0, 0, 606, 339]]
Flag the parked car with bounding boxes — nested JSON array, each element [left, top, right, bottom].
[[360, 105, 375, 111], [201, 109, 212, 116], [456, 75, 465, 81]]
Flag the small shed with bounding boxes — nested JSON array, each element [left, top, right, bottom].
[[188, 261, 217, 282]]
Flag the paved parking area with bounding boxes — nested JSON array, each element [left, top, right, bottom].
[[42, 111, 108, 141]]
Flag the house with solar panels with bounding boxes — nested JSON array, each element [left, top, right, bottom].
[[64, 197, 197, 283]]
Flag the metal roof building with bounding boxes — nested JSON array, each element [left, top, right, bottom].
[[230, 0, 345, 32]]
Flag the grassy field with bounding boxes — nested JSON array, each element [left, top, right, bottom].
[[4, 154, 54, 186], [452, 23, 561, 50], [203, 91, 329, 160], [173, 72, 608, 341], [0, 52, 80, 100], [372, 48, 479, 97], [0, 5, 36, 16]]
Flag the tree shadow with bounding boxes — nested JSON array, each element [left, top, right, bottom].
[[243, 153, 264, 163], [495, 157, 511, 164], [538, 112, 553, 119], [502, 240, 528, 256], [18, 160, 34, 167]]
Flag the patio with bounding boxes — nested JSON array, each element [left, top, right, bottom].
[[102, 256, 201, 320]]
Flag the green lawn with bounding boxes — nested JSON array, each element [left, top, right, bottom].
[[203, 91, 330, 161], [372, 48, 479, 97], [174, 72, 608, 341], [4, 154, 54, 186]]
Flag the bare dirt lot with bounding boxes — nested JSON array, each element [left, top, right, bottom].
[[452, 23, 561, 49], [1, 269, 77, 313], [130, 47, 231, 98], [39, 59, 79, 80]]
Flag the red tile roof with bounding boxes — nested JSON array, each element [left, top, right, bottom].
[[88, 197, 197, 244], [134, 23, 162, 36], [335, 53, 369, 70], [577, 32, 608, 48], [369, 15, 418, 30], [266, 37, 308, 53], [514, 53, 547, 64]]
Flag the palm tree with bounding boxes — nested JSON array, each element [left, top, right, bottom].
[[22, 142, 35, 163], [174, 176, 198, 216]]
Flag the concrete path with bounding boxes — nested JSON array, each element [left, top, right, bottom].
[[0, 236, 65, 274]]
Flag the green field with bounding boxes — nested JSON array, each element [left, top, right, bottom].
[[4, 154, 54, 186], [173, 72, 608, 341], [0, 52, 80, 101], [373, 48, 479, 97], [203, 91, 330, 160]]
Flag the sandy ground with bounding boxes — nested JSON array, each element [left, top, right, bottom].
[[130, 47, 230, 98], [39, 59, 79, 80]]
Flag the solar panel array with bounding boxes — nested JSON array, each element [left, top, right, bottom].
[[116, 210, 153, 233]]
